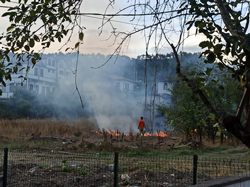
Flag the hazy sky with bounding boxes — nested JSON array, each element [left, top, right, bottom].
[[0, 0, 204, 57]]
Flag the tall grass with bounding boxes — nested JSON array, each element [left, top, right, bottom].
[[0, 118, 96, 141]]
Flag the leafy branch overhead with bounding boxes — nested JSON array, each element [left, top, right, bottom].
[[0, 0, 84, 86]]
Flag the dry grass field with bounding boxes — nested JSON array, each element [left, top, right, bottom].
[[0, 118, 96, 141], [0, 118, 249, 160]]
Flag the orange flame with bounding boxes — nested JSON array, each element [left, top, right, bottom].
[[144, 133, 154, 137], [92, 129, 168, 137], [190, 129, 197, 135], [96, 131, 103, 135], [156, 131, 168, 137], [106, 129, 120, 136], [91, 130, 103, 135]]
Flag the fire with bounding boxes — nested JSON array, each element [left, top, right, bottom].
[[190, 129, 197, 134], [91, 130, 103, 135], [96, 131, 103, 135], [156, 131, 168, 137], [106, 129, 120, 136], [144, 133, 154, 137], [92, 129, 168, 137]]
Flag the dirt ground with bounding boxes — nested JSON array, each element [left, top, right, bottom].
[[59, 130, 187, 153], [0, 132, 215, 187], [3, 161, 212, 187]]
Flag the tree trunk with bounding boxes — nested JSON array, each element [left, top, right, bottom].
[[220, 132, 223, 144], [199, 133, 202, 142], [223, 115, 250, 148]]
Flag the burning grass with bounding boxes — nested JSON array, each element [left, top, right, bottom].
[[0, 118, 248, 161], [94, 129, 168, 137]]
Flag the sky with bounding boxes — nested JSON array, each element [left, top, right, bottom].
[[0, 0, 205, 58]]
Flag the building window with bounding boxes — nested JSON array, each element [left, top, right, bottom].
[[40, 69, 43, 77], [48, 69, 50, 73], [29, 84, 33, 91], [59, 63, 63, 68], [1, 85, 6, 93], [35, 85, 39, 93], [46, 87, 50, 95], [48, 59, 51, 65], [42, 86, 45, 95], [52, 60, 55, 67], [163, 84, 167, 90], [59, 70, 64, 75], [10, 83, 15, 92], [52, 87, 55, 92], [125, 83, 129, 90], [34, 68, 38, 76]]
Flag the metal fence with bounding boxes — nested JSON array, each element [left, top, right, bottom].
[[1, 147, 250, 187]]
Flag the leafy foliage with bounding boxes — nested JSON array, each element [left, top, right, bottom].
[[162, 64, 242, 140]]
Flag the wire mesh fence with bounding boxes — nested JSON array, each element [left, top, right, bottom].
[[0, 148, 250, 187]]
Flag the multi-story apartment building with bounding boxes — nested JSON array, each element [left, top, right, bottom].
[[0, 55, 73, 99]]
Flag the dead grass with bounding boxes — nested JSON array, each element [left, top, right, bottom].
[[0, 118, 97, 142]]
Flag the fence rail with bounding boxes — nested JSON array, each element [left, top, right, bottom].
[[1, 148, 250, 187]]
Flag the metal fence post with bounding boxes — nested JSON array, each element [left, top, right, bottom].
[[3, 147, 8, 187], [193, 155, 198, 185], [114, 152, 119, 187]]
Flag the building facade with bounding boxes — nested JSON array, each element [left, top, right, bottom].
[[0, 55, 73, 99]]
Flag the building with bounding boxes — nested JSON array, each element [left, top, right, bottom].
[[105, 74, 138, 94], [0, 55, 73, 99], [155, 75, 175, 104]]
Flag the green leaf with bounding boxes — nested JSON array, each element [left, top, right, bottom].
[[207, 53, 215, 62], [213, 123, 219, 127], [205, 89, 211, 97], [79, 32, 84, 41], [7, 25, 14, 32], [208, 113, 215, 120], [24, 45, 30, 51], [29, 39, 35, 48], [214, 44, 223, 54], [31, 58, 36, 65], [218, 126, 222, 133], [199, 41, 210, 48], [198, 121, 206, 125], [198, 72, 205, 76], [205, 68, 212, 75], [15, 15, 22, 23], [75, 42, 79, 49], [34, 35, 40, 42]]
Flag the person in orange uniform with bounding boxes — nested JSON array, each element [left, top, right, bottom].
[[138, 117, 145, 137]]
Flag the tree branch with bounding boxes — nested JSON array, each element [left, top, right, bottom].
[[215, 0, 243, 39], [170, 43, 221, 121], [236, 87, 249, 120]]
